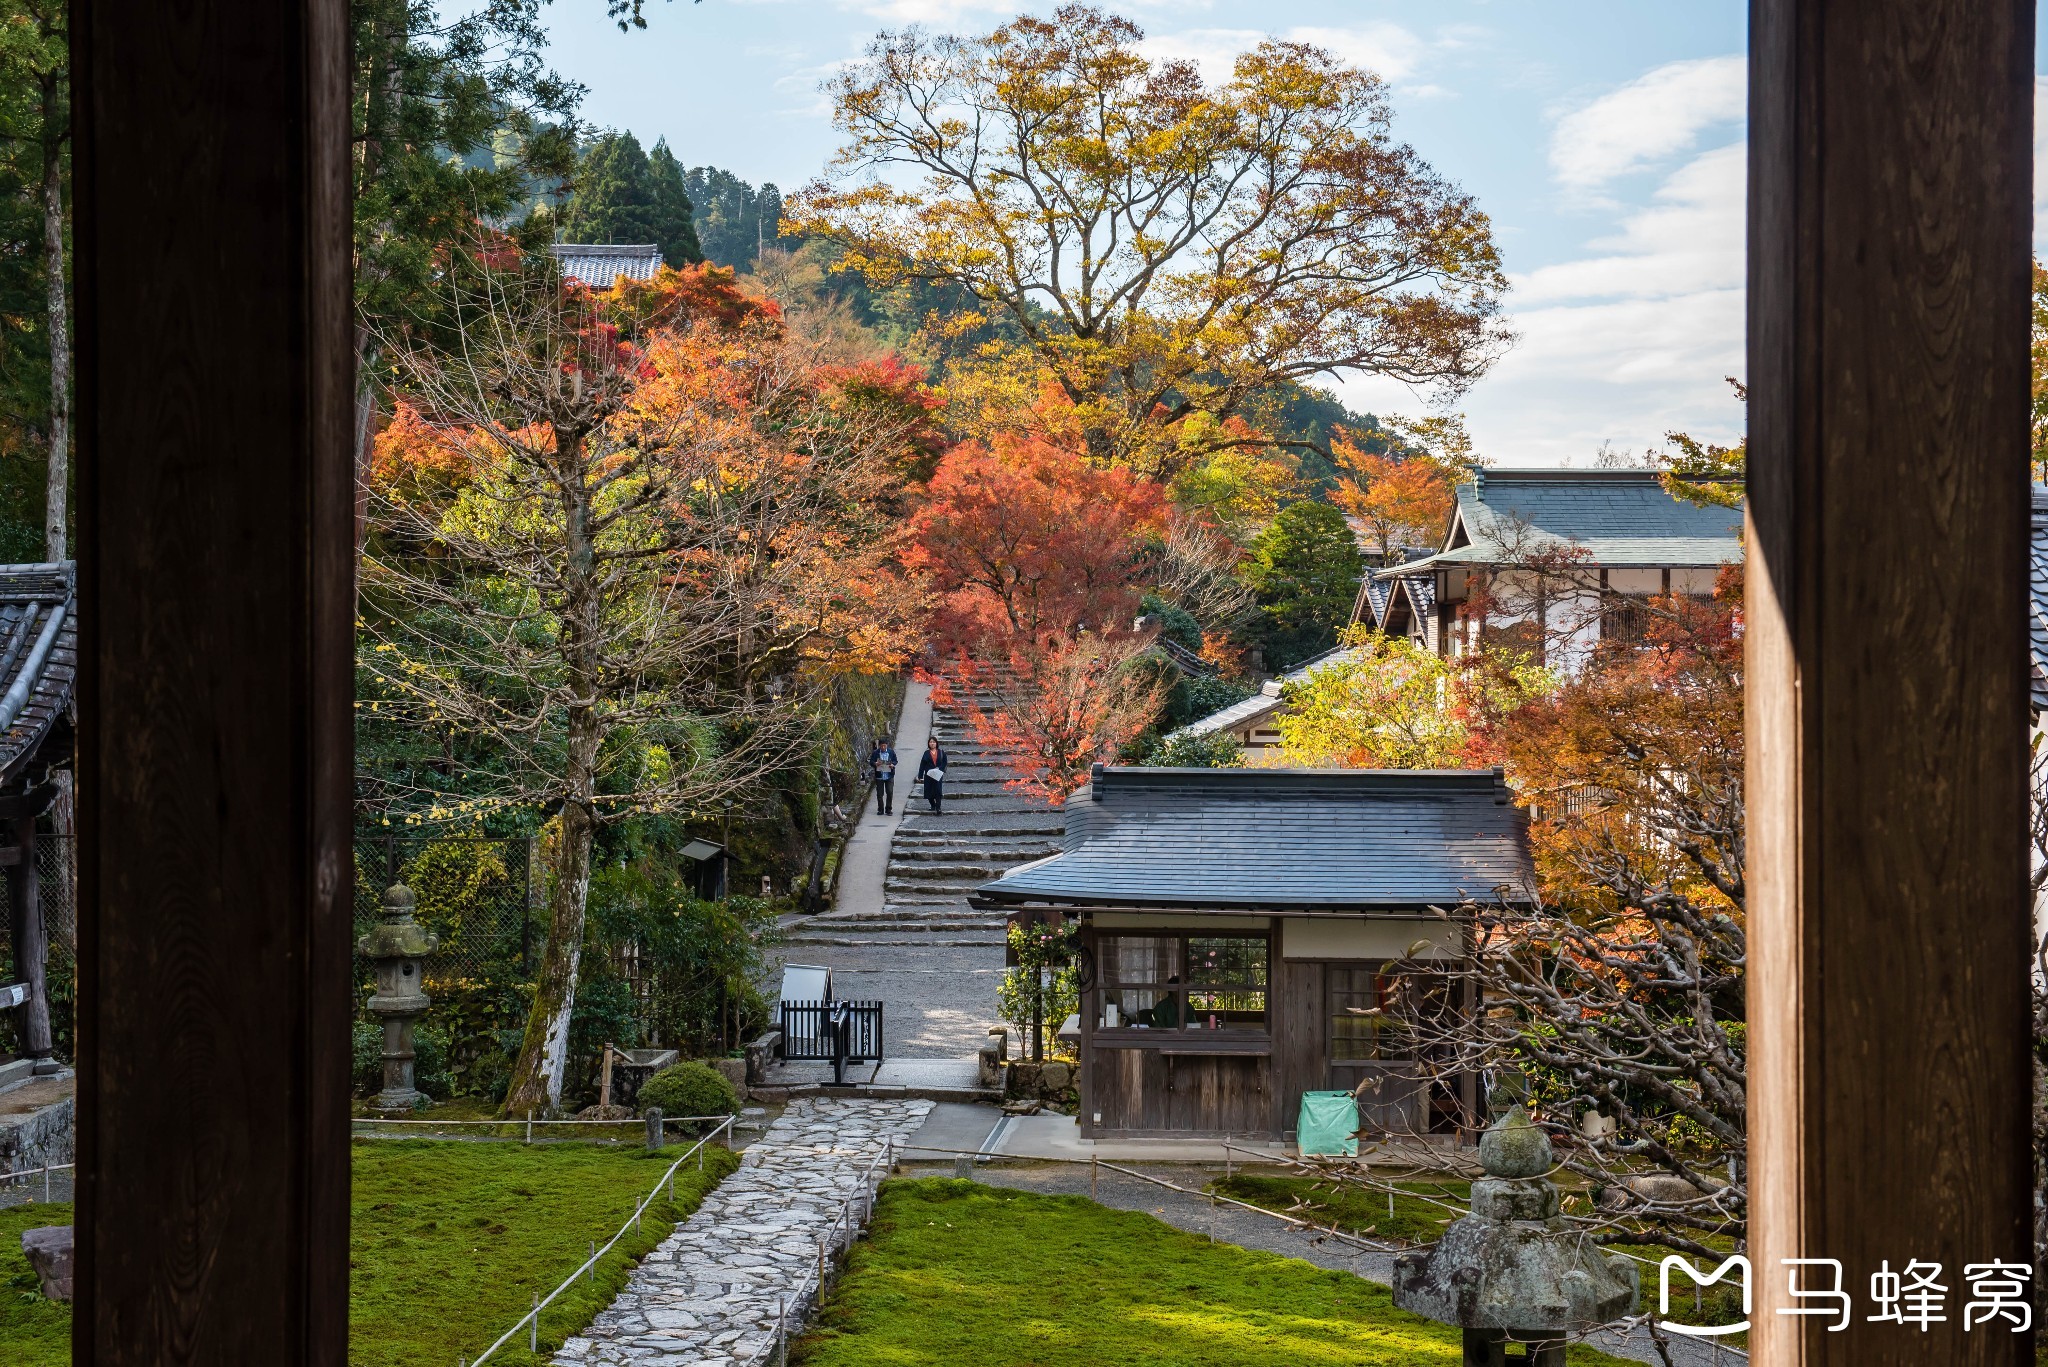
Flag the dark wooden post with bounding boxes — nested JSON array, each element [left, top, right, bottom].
[[6, 810, 53, 1065], [70, 0, 354, 1360], [1747, 0, 2035, 1361]]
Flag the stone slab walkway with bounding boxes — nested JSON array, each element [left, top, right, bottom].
[[555, 1096, 933, 1367]]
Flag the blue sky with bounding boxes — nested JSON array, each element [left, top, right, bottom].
[[536, 2, 1765, 463]]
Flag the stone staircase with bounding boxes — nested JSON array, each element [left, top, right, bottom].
[[787, 692, 1064, 948]]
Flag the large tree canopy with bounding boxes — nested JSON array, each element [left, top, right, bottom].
[[788, 4, 1510, 479]]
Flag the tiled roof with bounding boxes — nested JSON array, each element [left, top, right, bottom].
[[1170, 645, 1360, 739], [971, 766, 1535, 911], [1376, 469, 1742, 579], [1400, 573, 1435, 620], [0, 564, 75, 789], [2031, 486, 2048, 715], [550, 243, 663, 288]]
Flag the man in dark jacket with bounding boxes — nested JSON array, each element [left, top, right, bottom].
[[915, 736, 947, 814], [870, 739, 898, 815]]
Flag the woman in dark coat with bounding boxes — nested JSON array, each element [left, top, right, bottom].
[[915, 736, 947, 814]]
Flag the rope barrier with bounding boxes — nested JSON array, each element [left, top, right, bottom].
[[464, 1115, 736, 1367]]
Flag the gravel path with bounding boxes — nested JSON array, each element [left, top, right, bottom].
[[556, 1097, 932, 1367]]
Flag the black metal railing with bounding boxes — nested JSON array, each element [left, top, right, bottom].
[[780, 999, 883, 1084]]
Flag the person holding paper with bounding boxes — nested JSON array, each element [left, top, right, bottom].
[[916, 735, 948, 814]]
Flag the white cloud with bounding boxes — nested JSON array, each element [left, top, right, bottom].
[[1549, 55, 1745, 191], [2035, 76, 2048, 248], [1338, 138, 1748, 465], [1517, 142, 1743, 304]]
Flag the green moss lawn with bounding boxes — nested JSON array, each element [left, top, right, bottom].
[[1214, 1173, 1750, 1340], [0, 1201, 72, 1367], [793, 1179, 1636, 1367], [0, 1138, 737, 1367]]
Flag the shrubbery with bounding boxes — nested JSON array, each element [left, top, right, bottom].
[[351, 1018, 451, 1101], [636, 1060, 740, 1124]]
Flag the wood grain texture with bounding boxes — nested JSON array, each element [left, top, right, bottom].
[[69, 0, 354, 1360], [1747, 0, 2035, 1361]]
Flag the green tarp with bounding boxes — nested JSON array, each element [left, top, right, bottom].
[[1297, 1090, 1359, 1157]]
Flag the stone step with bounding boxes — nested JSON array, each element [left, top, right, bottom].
[[892, 825, 1063, 840], [888, 845, 1057, 863], [810, 909, 1008, 925], [885, 861, 1018, 880]]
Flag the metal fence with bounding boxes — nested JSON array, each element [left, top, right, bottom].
[[353, 834, 538, 991]]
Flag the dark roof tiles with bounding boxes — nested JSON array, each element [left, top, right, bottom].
[[974, 765, 1535, 911]]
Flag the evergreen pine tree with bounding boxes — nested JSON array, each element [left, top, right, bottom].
[[561, 132, 657, 247], [646, 139, 703, 267]]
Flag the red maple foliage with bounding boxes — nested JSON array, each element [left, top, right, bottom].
[[927, 628, 1171, 804], [903, 434, 1165, 651]]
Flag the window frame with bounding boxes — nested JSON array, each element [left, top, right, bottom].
[[1093, 930, 1272, 1042]]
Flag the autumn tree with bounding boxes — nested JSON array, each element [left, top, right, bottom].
[[1329, 420, 1466, 562], [1388, 576, 1748, 1260], [934, 629, 1171, 803], [1274, 631, 1550, 769], [1658, 378, 1747, 509], [903, 433, 1164, 649], [362, 248, 926, 1113], [789, 5, 1510, 479]]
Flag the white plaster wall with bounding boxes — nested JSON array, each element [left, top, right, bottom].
[[1281, 916, 1460, 961]]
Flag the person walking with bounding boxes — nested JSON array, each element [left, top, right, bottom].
[[916, 735, 948, 815], [870, 738, 898, 815]]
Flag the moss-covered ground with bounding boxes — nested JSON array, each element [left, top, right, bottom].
[[0, 1138, 737, 1367], [1213, 1172, 1752, 1341], [793, 1178, 1637, 1367], [0, 1201, 71, 1367]]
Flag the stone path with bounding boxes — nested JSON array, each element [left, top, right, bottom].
[[554, 1097, 933, 1367], [778, 678, 1061, 1062], [789, 680, 1064, 953]]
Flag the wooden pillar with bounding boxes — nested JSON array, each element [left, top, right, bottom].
[[70, 0, 354, 1360], [1746, 0, 2034, 1362], [6, 811, 53, 1064]]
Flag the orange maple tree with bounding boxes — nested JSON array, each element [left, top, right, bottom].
[[903, 433, 1165, 650], [1329, 428, 1462, 560]]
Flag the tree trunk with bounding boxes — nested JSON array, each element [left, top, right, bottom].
[[501, 425, 604, 1117], [39, 71, 67, 563], [501, 784, 594, 1116]]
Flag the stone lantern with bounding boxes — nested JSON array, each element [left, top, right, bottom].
[[1392, 1107, 1638, 1366], [357, 882, 438, 1113]]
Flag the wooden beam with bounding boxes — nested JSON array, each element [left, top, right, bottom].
[[1747, 0, 2035, 1361], [7, 812, 51, 1064], [70, 0, 354, 1360]]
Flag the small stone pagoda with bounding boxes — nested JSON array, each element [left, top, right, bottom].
[[1392, 1107, 1638, 1366], [357, 883, 438, 1113]]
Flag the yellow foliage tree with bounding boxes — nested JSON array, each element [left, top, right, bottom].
[[788, 5, 1510, 480]]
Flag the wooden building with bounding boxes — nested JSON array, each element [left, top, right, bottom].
[[972, 765, 1535, 1143], [0, 563, 75, 1084], [1355, 469, 1741, 669]]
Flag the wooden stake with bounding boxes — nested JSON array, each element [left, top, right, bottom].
[[599, 1044, 615, 1111]]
